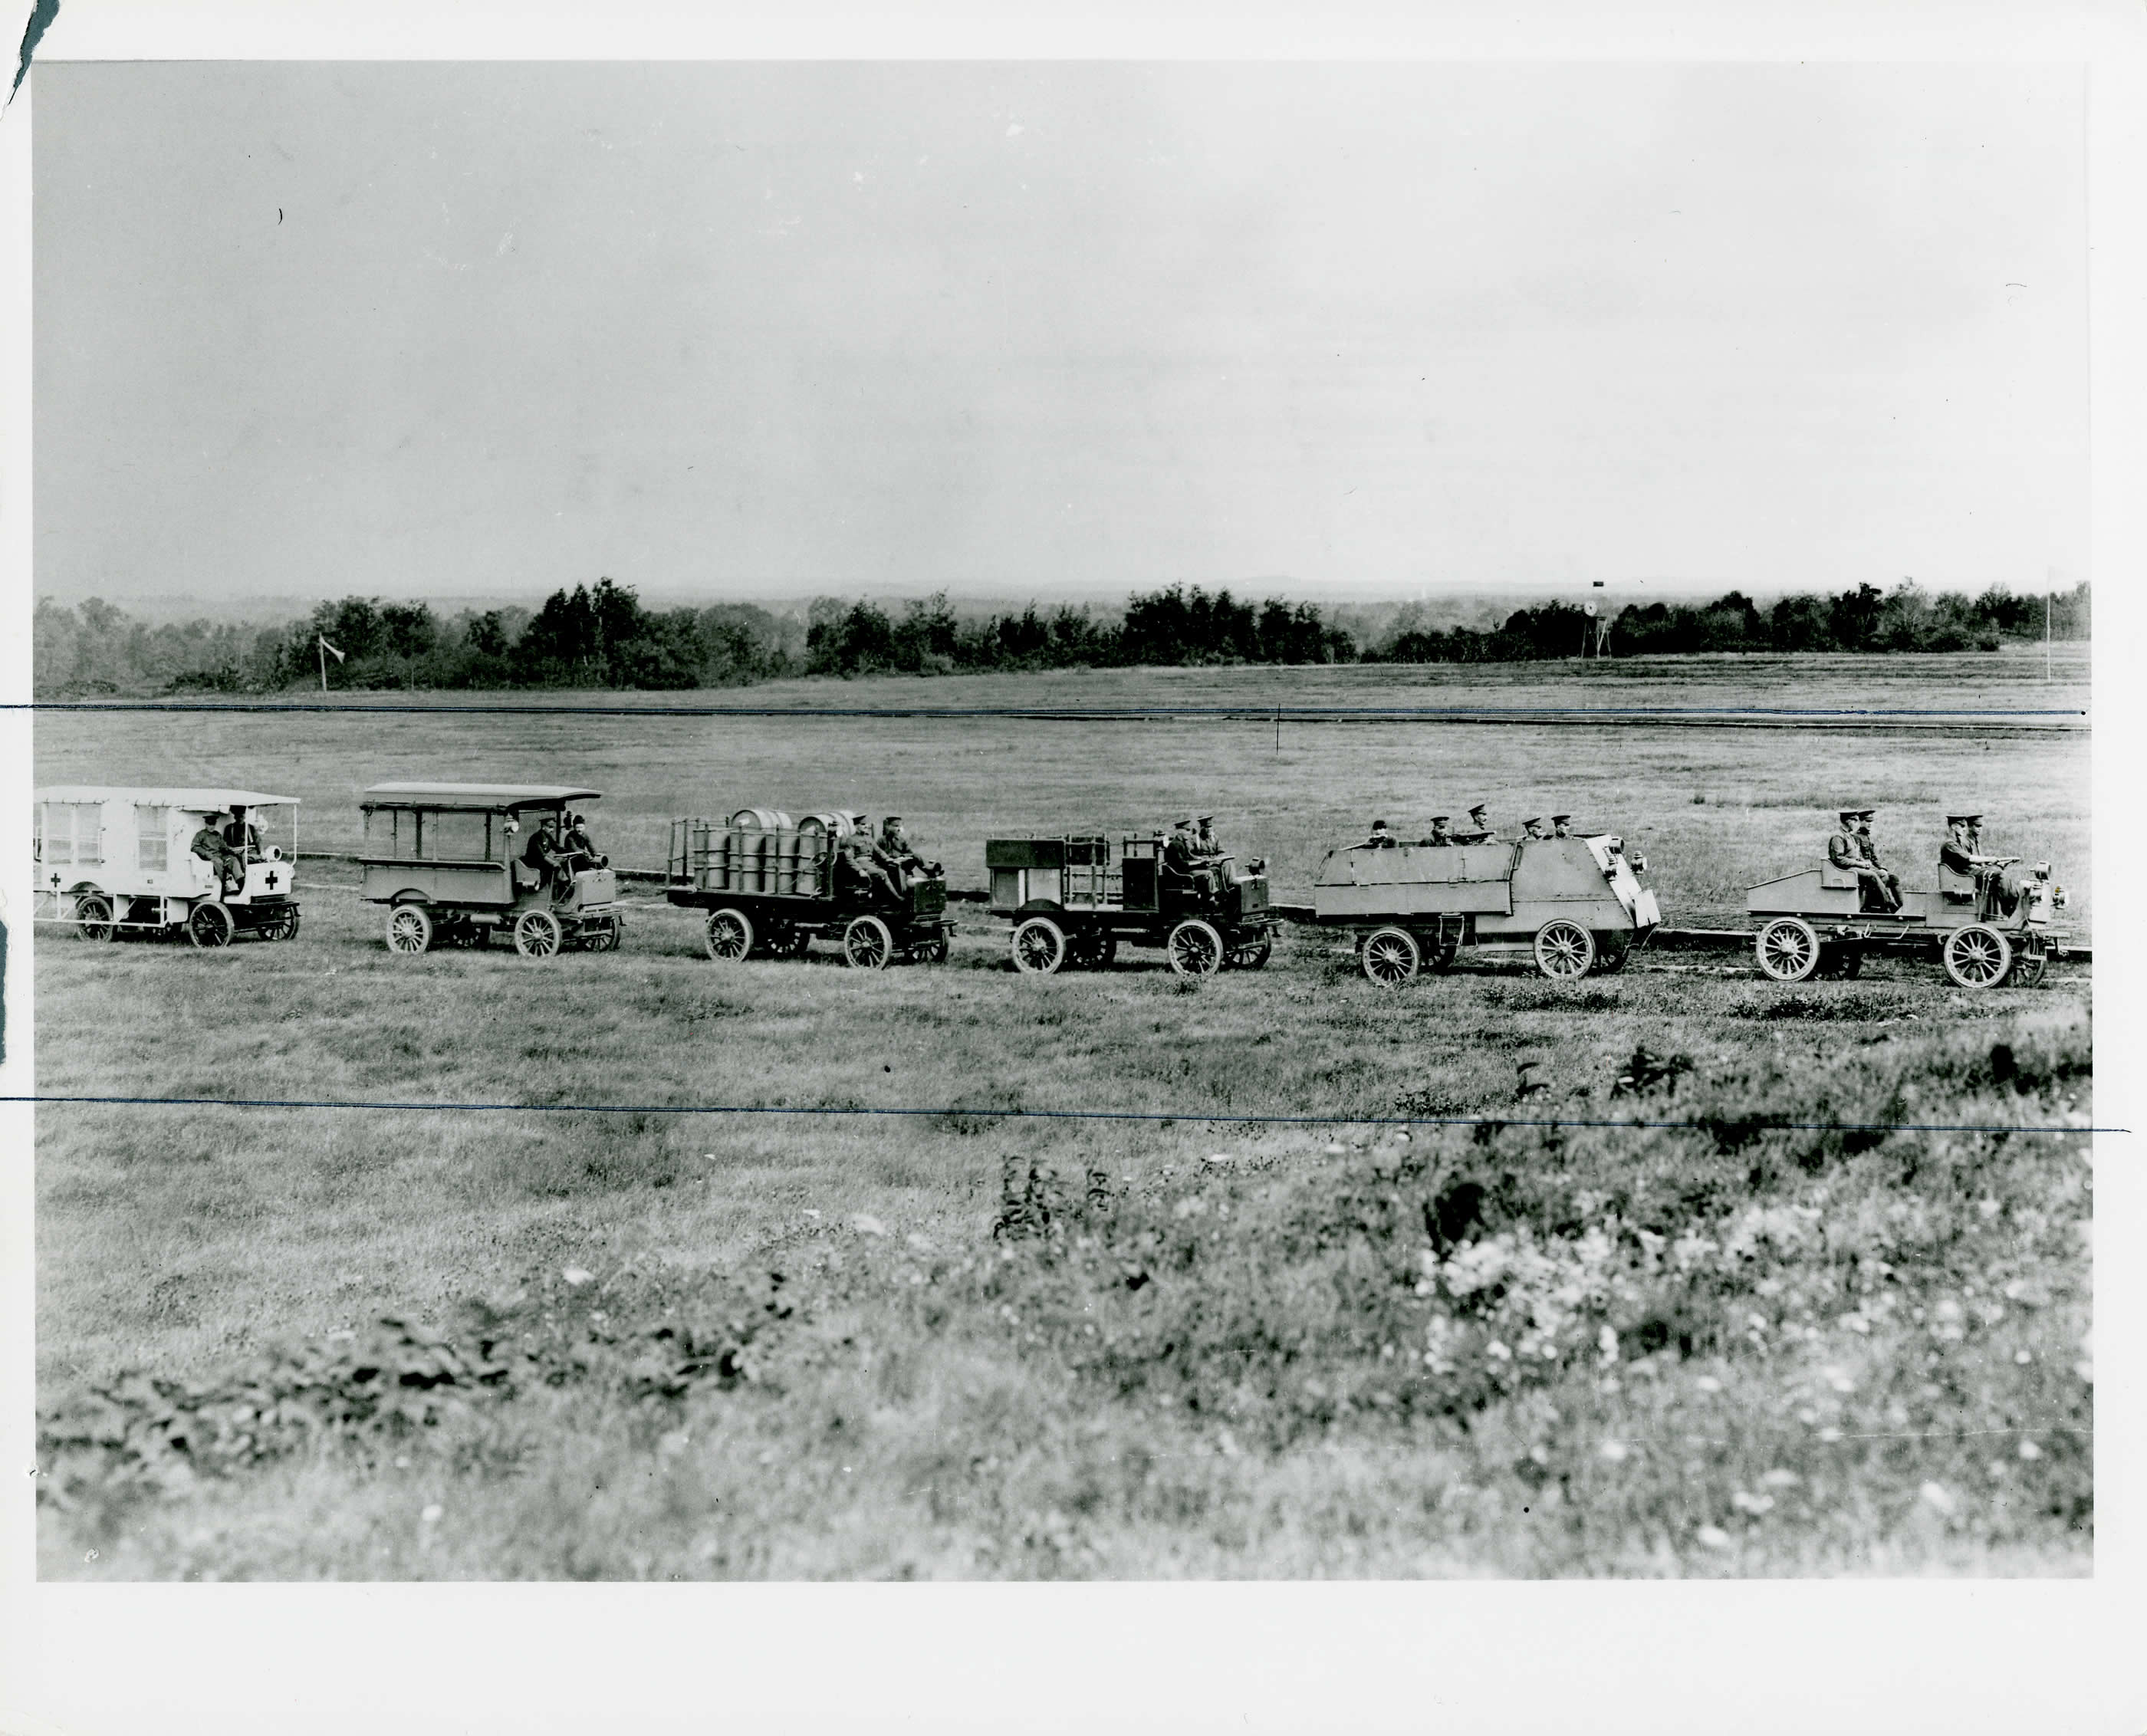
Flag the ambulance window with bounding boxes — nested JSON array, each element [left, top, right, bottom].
[[136, 806, 168, 871], [426, 809, 489, 860]]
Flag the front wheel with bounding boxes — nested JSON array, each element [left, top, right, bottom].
[[1166, 918, 1225, 978], [1943, 922, 2012, 989], [75, 893, 116, 943], [386, 903, 434, 955], [705, 907, 755, 962], [514, 907, 564, 959], [1011, 916, 1068, 975], [266, 906, 302, 942], [1533, 919, 1595, 980], [581, 912, 622, 952], [1755, 916, 1821, 984], [2011, 937, 2050, 988], [1360, 926, 1420, 988], [1228, 935, 1274, 971], [843, 913, 894, 970], [915, 935, 950, 965], [187, 901, 235, 949]]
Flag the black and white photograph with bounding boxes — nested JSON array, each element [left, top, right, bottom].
[[2, 5, 2140, 1731]]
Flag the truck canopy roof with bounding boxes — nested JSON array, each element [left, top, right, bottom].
[[37, 785, 300, 810], [361, 783, 601, 811]]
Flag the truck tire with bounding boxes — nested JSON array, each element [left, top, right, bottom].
[[1755, 917, 1821, 984], [1533, 919, 1594, 980], [843, 914, 894, 970], [1166, 919, 1225, 978], [1943, 923, 2012, 989], [386, 903, 434, 955], [1011, 915, 1067, 975], [705, 907, 755, 962], [1360, 926, 1419, 988], [513, 907, 564, 958]]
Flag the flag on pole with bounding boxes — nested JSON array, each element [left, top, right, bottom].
[[317, 633, 345, 692], [318, 635, 345, 663]]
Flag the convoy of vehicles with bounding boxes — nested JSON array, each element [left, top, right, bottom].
[[357, 783, 622, 958], [1312, 832, 1659, 984], [32, 783, 2079, 992], [31, 786, 302, 946], [664, 808, 956, 968], [985, 830, 1280, 976]]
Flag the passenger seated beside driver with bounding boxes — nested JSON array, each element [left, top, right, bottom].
[[1195, 815, 1223, 859], [521, 816, 571, 896], [1521, 817, 1547, 840], [191, 813, 246, 896], [1362, 818, 1398, 849], [1941, 812, 2013, 913], [557, 810, 608, 874], [222, 804, 265, 860], [837, 830, 901, 904], [1417, 815, 1453, 847], [1163, 819, 1201, 873], [1550, 814, 1574, 839], [876, 816, 934, 884]]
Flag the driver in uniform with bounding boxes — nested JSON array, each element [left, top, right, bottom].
[[191, 812, 246, 897]]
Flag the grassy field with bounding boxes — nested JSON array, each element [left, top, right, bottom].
[[32, 653, 2093, 1577]]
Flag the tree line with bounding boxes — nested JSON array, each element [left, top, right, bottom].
[[32, 577, 2089, 696]]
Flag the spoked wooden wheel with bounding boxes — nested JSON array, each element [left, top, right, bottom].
[[187, 901, 236, 949], [386, 903, 434, 955], [1070, 930, 1116, 970], [582, 912, 622, 952], [1011, 915, 1067, 975], [1533, 919, 1595, 980], [1943, 923, 2013, 989], [1166, 918, 1225, 978], [705, 908, 755, 962], [263, 907, 302, 942], [1816, 943, 1863, 980], [1360, 926, 1420, 988], [513, 907, 564, 958], [1755, 917, 1821, 984], [1228, 935, 1274, 971], [75, 893, 116, 942], [1593, 936, 1630, 974], [2011, 938, 2049, 988], [843, 913, 894, 970], [915, 935, 950, 965]]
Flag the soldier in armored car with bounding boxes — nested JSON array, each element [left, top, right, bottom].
[[1452, 803, 1495, 845], [1362, 819, 1398, 849], [1521, 816, 1547, 840], [1419, 815, 1453, 847], [1550, 814, 1574, 838]]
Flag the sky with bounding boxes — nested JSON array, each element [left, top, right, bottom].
[[34, 61, 2088, 607]]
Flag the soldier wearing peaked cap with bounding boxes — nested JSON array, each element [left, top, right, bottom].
[[1194, 814, 1222, 859], [1829, 807, 1900, 913], [1550, 814, 1574, 838], [1163, 818, 1199, 873], [1521, 817, 1547, 840], [1419, 815, 1454, 847], [1451, 804, 1495, 846], [1941, 811, 2011, 913]]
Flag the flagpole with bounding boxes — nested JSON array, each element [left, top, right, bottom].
[[319, 636, 327, 693]]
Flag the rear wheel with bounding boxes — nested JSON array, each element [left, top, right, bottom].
[[1011, 915, 1067, 976], [386, 903, 433, 955], [1815, 942, 1863, 980], [1360, 926, 1420, 988], [514, 907, 564, 959], [75, 893, 116, 942], [187, 901, 235, 950], [705, 907, 755, 962], [843, 913, 894, 970], [1943, 923, 2012, 990], [1228, 935, 1274, 971], [1533, 919, 1595, 980], [1167, 918, 1225, 978], [1756, 917, 1821, 983]]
